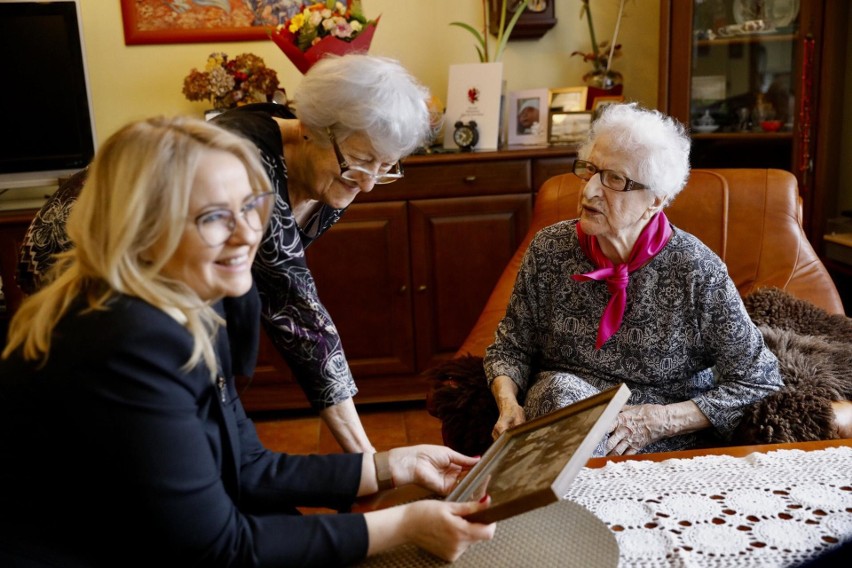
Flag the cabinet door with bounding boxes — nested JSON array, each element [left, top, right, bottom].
[[662, 1, 816, 183], [306, 201, 415, 377], [409, 194, 532, 370]]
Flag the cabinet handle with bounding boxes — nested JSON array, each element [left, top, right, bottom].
[[463, 175, 477, 183], [417, 285, 428, 292], [399, 285, 407, 293]]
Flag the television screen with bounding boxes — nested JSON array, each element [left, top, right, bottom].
[[0, 0, 96, 190]]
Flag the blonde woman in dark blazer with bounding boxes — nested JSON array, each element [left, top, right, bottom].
[[0, 116, 493, 567]]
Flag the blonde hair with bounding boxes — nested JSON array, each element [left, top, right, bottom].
[[3, 116, 272, 380]]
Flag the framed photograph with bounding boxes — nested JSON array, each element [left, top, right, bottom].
[[507, 88, 549, 146], [119, 0, 301, 45], [592, 95, 625, 112], [446, 384, 630, 524], [549, 87, 588, 112], [548, 111, 594, 145]]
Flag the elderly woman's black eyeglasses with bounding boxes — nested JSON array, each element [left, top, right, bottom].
[[572, 159, 649, 192], [194, 192, 274, 247], [326, 128, 404, 185]]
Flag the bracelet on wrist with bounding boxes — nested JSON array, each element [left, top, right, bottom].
[[373, 451, 395, 491]]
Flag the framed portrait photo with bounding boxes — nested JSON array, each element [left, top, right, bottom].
[[548, 111, 594, 145], [549, 86, 588, 112], [446, 384, 630, 524], [507, 88, 549, 146]]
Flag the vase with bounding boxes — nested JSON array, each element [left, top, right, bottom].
[[584, 70, 624, 110], [585, 70, 623, 89]]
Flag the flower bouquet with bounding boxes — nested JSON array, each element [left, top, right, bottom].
[[270, 0, 379, 74], [183, 52, 280, 110]]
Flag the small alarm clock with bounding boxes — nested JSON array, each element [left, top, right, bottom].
[[453, 120, 479, 152]]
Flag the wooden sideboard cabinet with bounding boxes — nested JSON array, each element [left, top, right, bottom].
[[239, 146, 578, 412], [0, 148, 578, 412]]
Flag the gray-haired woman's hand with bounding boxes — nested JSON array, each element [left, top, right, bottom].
[[490, 375, 526, 440], [606, 401, 711, 455]]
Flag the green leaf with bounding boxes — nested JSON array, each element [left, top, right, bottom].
[[450, 21, 487, 60], [494, 0, 530, 62]]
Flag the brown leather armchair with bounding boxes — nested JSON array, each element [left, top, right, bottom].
[[458, 168, 844, 359]]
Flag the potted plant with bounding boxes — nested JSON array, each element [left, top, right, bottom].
[[571, 0, 627, 90], [450, 0, 530, 63]]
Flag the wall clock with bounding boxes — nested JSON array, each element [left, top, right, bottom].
[[489, 0, 556, 40]]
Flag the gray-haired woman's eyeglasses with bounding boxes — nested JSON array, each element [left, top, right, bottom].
[[194, 192, 274, 247], [327, 128, 404, 185], [572, 159, 649, 192]]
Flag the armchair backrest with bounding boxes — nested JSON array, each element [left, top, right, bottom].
[[457, 168, 844, 357]]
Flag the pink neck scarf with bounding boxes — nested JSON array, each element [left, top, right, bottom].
[[572, 212, 672, 349]]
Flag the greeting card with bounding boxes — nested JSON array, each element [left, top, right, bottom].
[[443, 63, 504, 151]]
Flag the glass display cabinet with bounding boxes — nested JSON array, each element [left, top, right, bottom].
[[658, 0, 848, 267]]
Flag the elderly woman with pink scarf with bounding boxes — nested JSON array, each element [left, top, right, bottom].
[[484, 103, 783, 456]]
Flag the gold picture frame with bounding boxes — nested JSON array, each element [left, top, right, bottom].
[[548, 111, 594, 145], [548, 86, 589, 112], [592, 95, 625, 112], [446, 384, 630, 524]]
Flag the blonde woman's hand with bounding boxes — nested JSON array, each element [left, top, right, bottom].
[[389, 445, 481, 495], [365, 497, 495, 562]]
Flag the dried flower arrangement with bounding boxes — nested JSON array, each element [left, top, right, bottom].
[[182, 52, 280, 110]]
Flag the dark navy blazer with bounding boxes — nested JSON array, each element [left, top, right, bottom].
[[0, 292, 368, 567]]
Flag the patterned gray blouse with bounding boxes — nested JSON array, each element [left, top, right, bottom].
[[483, 219, 783, 453]]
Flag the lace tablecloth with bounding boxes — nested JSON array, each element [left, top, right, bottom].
[[564, 447, 852, 567]]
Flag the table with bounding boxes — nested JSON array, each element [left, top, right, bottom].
[[572, 439, 852, 567], [359, 439, 852, 567]]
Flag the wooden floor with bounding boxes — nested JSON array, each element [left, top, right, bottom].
[[252, 401, 444, 455]]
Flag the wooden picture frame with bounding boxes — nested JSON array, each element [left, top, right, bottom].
[[446, 384, 630, 524], [488, 0, 557, 40], [507, 88, 549, 146], [548, 111, 594, 145], [592, 95, 625, 112], [549, 87, 589, 113], [119, 0, 301, 45]]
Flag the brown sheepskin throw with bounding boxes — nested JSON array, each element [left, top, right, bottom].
[[426, 287, 852, 453], [734, 287, 852, 444], [424, 355, 495, 457]]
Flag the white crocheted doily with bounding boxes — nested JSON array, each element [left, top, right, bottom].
[[564, 447, 852, 567]]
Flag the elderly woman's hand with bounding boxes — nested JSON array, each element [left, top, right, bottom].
[[493, 402, 525, 440], [388, 445, 481, 496], [606, 404, 671, 455], [491, 375, 526, 440], [606, 401, 712, 455]]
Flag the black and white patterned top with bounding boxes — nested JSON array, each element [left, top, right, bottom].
[[483, 219, 783, 451], [213, 104, 355, 410]]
